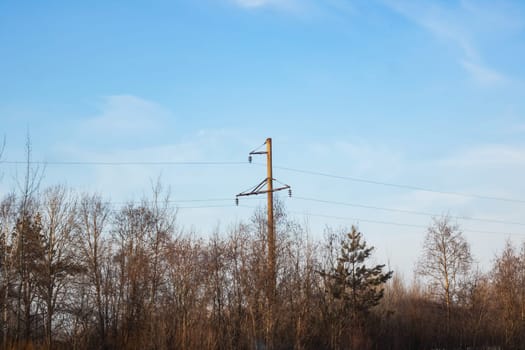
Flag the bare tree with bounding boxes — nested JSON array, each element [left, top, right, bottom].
[[38, 185, 80, 348], [492, 240, 525, 349], [76, 194, 112, 349], [16, 134, 44, 215], [275, 217, 321, 350], [0, 194, 16, 347], [417, 216, 472, 334], [142, 181, 176, 348]]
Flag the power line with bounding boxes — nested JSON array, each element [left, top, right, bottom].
[[176, 204, 238, 210], [126, 204, 238, 210], [3, 158, 524, 204], [108, 203, 244, 213], [1, 160, 246, 166], [8, 193, 520, 236], [12, 191, 521, 235], [304, 212, 525, 237], [109, 200, 506, 235], [293, 196, 525, 227], [271, 165, 525, 204], [0, 195, 263, 209], [237, 206, 525, 237], [78, 197, 264, 208], [79, 200, 525, 236], [106, 198, 234, 206]]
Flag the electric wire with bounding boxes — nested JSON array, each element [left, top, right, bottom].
[[293, 196, 525, 226], [2, 158, 523, 204], [36, 194, 523, 229], [2, 157, 524, 233], [270, 164, 525, 204], [1, 160, 245, 166], [106, 197, 235, 206], [5, 190, 522, 235], [237, 205, 525, 237], [176, 204, 236, 210]]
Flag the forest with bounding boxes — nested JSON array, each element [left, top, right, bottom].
[[0, 153, 524, 350]]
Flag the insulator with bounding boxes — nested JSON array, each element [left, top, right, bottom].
[[235, 197, 239, 206], [248, 155, 252, 163], [288, 188, 292, 197]]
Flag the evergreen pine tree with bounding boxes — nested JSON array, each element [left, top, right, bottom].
[[321, 226, 393, 349]]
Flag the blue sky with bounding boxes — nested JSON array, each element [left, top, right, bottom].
[[1, 0, 525, 276]]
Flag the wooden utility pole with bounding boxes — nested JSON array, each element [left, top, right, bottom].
[[266, 138, 276, 301], [236, 137, 291, 349]]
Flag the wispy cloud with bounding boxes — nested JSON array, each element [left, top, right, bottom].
[[229, 0, 359, 18], [461, 0, 524, 32], [460, 60, 507, 86], [383, 0, 515, 86], [413, 143, 525, 218], [230, 0, 299, 11], [306, 140, 403, 179], [83, 95, 171, 136], [52, 126, 261, 213], [385, 1, 476, 57], [233, 0, 274, 8], [438, 144, 525, 167]]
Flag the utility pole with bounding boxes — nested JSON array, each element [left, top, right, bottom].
[[265, 138, 275, 305], [236, 137, 291, 349]]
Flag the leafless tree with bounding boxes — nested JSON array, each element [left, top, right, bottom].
[[417, 216, 472, 336], [38, 185, 80, 348], [0, 193, 16, 347], [492, 240, 525, 349], [75, 194, 112, 349]]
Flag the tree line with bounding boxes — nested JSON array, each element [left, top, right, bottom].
[[0, 152, 524, 349]]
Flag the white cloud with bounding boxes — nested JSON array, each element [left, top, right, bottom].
[[231, 0, 298, 10], [233, 0, 273, 8], [395, 190, 472, 214], [383, 0, 510, 85], [460, 60, 507, 86], [229, 0, 360, 19], [419, 144, 525, 222], [438, 144, 525, 167], [83, 95, 171, 135], [335, 141, 403, 177], [306, 140, 403, 179], [53, 124, 254, 199], [461, 0, 524, 32], [385, 1, 476, 57]]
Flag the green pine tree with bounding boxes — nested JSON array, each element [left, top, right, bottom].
[[321, 226, 393, 349]]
